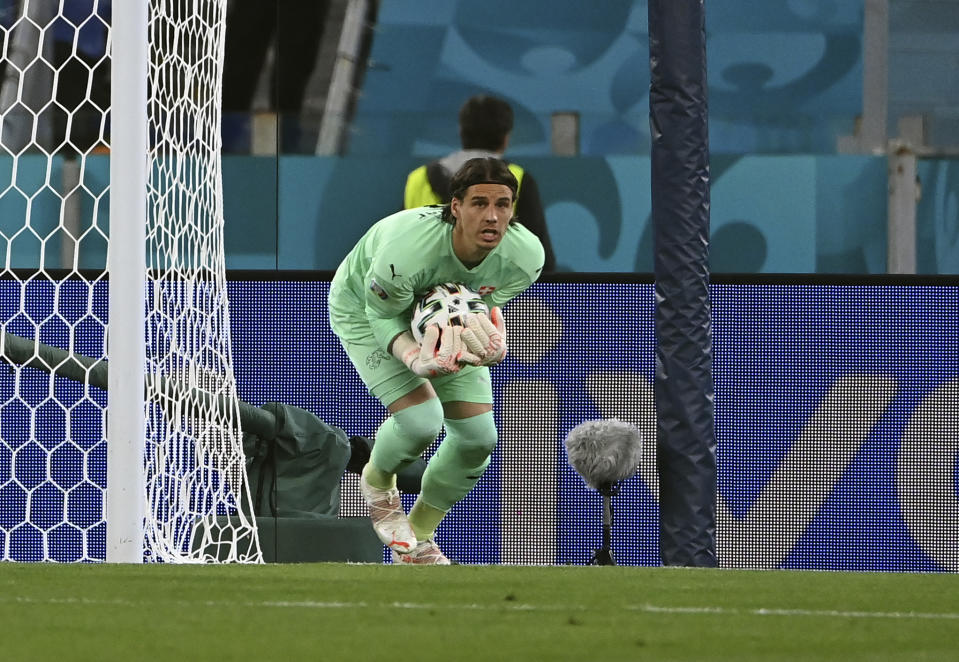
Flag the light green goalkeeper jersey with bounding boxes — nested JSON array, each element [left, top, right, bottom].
[[329, 206, 545, 351]]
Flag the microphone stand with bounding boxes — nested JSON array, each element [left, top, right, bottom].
[[590, 482, 619, 566]]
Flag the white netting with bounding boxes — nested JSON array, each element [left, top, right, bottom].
[[0, 0, 260, 563]]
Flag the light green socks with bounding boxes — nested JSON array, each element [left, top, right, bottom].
[[361, 462, 395, 490], [407, 499, 448, 542], [369, 398, 444, 474], [366, 407, 498, 542], [413, 411, 498, 538]]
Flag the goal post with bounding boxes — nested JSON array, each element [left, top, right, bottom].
[[0, 0, 261, 563], [107, 0, 148, 564]]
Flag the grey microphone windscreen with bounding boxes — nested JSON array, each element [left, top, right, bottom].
[[563, 418, 643, 489]]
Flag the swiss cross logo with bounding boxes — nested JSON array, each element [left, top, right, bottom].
[[478, 286, 496, 295]]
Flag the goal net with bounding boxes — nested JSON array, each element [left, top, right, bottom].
[[0, 0, 261, 562]]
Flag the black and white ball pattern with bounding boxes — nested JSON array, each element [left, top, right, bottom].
[[410, 282, 489, 342]]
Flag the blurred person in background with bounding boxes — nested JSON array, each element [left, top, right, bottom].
[[404, 94, 556, 273], [52, 0, 111, 154], [0, 0, 110, 155], [222, 0, 328, 152]]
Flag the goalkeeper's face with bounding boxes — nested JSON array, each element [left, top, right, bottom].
[[450, 183, 514, 264]]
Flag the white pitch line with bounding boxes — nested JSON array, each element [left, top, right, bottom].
[[631, 604, 959, 621], [4, 595, 958, 621]]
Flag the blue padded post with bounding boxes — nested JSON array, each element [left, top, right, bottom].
[[648, 0, 717, 567]]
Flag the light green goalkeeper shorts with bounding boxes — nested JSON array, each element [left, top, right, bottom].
[[330, 310, 493, 408]]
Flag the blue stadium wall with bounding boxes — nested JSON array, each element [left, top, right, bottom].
[[347, 1, 864, 157], [339, 0, 959, 152], [221, 155, 959, 274], [1, 276, 957, 570], [5, 155, 957, 275]]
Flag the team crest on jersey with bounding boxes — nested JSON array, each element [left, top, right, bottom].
[[366, 348, 390, 370], [370, 279, 389, 300], [478, 286, 496, 296]]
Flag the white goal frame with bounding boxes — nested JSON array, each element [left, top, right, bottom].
[[0, 0, 261, 564], [106, 0, 148, 564]]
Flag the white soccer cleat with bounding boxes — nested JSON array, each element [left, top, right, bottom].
[[359, 474, 416, 553], [391, 538, 452, 565]]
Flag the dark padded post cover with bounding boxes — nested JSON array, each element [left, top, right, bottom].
[[648, 0, 717, 567]]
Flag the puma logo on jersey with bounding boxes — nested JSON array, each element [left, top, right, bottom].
[[390, 264, 402, 280]]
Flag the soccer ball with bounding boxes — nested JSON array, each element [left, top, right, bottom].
[[411, 282, 489, 342]]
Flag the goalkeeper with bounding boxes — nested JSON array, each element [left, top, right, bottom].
[[328, 157, 544, 564]]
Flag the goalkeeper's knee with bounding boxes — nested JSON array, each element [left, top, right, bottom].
[[369, 398, 444, 474], [419, 411, 497, 511]]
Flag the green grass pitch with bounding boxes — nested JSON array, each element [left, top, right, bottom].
[[2, 562, 957, 661]]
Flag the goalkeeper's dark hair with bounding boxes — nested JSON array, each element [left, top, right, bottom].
[[442, 157, 518, 226], [459, 95, 513, 151]]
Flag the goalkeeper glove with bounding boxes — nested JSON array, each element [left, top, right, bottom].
[[461, 306, 508, 366], [391, 325, 470, 377]]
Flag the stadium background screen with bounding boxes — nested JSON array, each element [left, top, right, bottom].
[[1, 276, 956, 571]]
